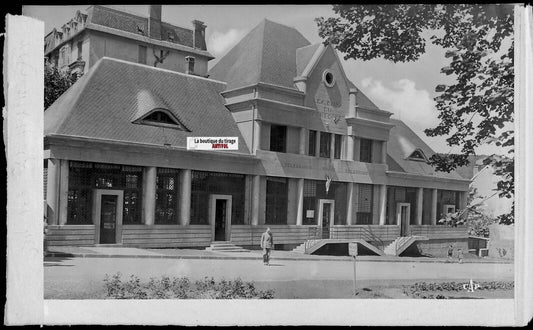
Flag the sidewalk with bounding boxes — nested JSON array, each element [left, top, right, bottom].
[[45, 245, 513, 264]]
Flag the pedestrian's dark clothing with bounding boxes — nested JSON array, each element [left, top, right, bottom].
[[260, 231, 274, 265]]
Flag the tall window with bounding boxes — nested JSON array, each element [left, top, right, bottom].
[[360, 138, 373, 163], [67, 161, 143, 225], [77, 41, 83, 60], [308, 130, 317, 156], [190, 171, 245, 225], [303, 180, 317, 225], [270, 125, 287, 153], [155, 168, 180, 224], [265, 177, 288, 224], [319, 132, 331, 158], [138, 45, 147, 64], [356, 184, 373, 224], [334, 134, 342, 159]]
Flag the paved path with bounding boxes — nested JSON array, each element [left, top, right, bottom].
[[46, 245, 512, 263], [44, 252, 514, 299]]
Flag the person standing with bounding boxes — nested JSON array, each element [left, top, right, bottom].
[[447, 244, 454, 263], [457, 248, 464, 264], [260, 227, 274, 266]]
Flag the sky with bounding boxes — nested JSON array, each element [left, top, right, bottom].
[[23, 4, 508, 156]]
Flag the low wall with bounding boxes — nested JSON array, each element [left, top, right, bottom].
[[414, 238, 469, 258], [231, 225, 313, 247], [409, 225, 468, 239], [47, 225, 96, 246], [488, 224, 514, 259], [122, 225, 212, 248], [330, 225, 400, 249]]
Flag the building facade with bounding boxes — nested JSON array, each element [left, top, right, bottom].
[[44, 5, 212, 76], [44, 12, 470, 255]]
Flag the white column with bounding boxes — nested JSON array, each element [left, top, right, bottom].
[[346, 182, 354, 225], [381, 141, 387, 164], [416, 187, 423, 225], [459, 190, 468, 210], [346, 127, 354, 161], [244, 175, 252, 225], [299, 127, 306, 155], [46, 159, 60, 225], [431, 188, 438, 225], [353, 137, 361, 162], [143, 166, 157, 225], [58, 160, 69, 226], [179, 169, 191, 225], [296, 179, 304, 225], [253, 120, 261, 154], [251, 175, 260, 225], [379, 184, 387, 225], [348, 88, 357, 117]]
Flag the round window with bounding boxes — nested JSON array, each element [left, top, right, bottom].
[[323, 70, 335, 87]]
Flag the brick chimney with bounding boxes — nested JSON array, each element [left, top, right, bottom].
[[149, 5, 162, 40], [192, 20, 207, 50]]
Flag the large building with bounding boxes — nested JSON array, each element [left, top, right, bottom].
[[44, 5, 212, 76], [44, 8, 471, 256]]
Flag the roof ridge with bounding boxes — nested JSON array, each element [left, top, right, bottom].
[[257, 19, 267, 88], [98, 56, 227, 85]]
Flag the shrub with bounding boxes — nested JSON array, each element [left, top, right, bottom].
[[403, 280, 514, 298], [103, 273, 274, 299]]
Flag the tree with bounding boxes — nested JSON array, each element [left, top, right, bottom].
[[44, 62, 80, 109], [316, 5, 514, 224], [438, 187, 495, 237]]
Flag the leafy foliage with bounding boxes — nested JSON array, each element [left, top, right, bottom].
[[316, 5, 514, 223], [437, 187, 496, 237], [103, 273, 275, 299], [44, 63, 80, 109]]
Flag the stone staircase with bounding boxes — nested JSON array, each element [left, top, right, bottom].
[[383, 236, 428, 256], [291, 239, 385, 256], [205, 241, 249, 253], [291, 239, 321, 254]]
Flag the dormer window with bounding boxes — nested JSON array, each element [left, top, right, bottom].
[[134, 108, 189, 131], [408, 149, 428, 162], [145, 111, 175, 124]]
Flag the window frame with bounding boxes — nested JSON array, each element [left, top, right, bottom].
[[334, 134, 342, 159], [360, 138, 373, 163], [269, 124, 287, 153], [319, 132, 331, 158], [308, 130, 317, 156]]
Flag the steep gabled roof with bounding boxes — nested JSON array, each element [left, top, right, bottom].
[[45, 57, 250, 154], [209, 19, 311, 90], [387, 119, 465, 180]]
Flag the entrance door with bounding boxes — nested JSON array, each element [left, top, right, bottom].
[[318, 199, 335, 239], [209, 194, 232, 242], [93, 189, 123, 245], [397, 203, 411, 237], [100, 195, 118, 244], [214, 199, 227, 241]]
